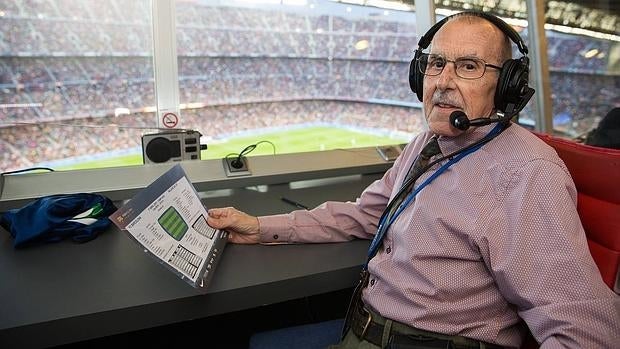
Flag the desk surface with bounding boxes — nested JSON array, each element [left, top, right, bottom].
[[0, 173, 380, 348]]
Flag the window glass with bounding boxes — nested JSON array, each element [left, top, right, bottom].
[[432, 2, 619, 137], [3, 1, 618, 173], [0, 0, 154, 172], [543, 1, 619, 138], [174, 0, 424, 161]]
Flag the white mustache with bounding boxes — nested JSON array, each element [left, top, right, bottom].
[[432, 92, 461, 107]]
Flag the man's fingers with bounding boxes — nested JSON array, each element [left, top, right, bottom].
[[208, 207, 233, 218]]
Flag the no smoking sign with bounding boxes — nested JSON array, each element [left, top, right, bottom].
[[162, 112, 179, 128]]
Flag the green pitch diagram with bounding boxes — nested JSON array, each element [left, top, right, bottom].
[[158, 206, 189, 241]]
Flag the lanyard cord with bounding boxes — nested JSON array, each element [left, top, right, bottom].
[[365, 122, 509, 267]]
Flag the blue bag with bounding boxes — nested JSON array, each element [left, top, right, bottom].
[[0, 193, 117, 248]]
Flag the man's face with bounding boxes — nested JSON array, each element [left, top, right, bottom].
[[422, 18, 504, 136]]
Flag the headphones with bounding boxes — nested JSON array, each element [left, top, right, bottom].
[[409, 11, 534, 117]]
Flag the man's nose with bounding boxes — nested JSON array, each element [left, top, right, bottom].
[[435, 63, 457, 90]]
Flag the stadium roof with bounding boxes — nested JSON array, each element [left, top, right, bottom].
[[570, 0, 619, 15], [337, 0, 619, 36]]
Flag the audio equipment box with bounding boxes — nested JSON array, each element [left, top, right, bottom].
[[142, 130, 206, 164]]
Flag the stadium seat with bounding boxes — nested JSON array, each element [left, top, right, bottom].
[[534, 132, 620, 292], [521, 132, 620, 348]]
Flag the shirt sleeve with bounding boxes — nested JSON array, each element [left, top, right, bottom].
[[257, 150, 412, 244], [481, 158, 620, 348]]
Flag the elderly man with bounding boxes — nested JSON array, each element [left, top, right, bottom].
[[207, 11, 619, 349]]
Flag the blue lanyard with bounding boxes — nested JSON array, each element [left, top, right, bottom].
[[365, 123, 504, 267]]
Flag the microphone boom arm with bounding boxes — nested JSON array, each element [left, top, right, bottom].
[[450, 110, 512, 131]]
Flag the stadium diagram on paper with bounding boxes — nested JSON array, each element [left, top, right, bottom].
[[109, 164, 227, 289], [159, 206, 189, 241], [192, 214, 217, 239]]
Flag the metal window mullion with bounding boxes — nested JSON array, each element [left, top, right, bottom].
[[152, 0, 180, 129], [415, 0, 435, 129], [526, 0, 553, 133], [415, 0, 436, 36]]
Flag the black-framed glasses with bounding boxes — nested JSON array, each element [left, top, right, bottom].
[[418, 53, 502, 80]]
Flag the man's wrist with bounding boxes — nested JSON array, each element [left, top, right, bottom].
[[257, 215, 290, 243]]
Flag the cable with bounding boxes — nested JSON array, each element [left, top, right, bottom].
[[1, 167, 55, 176], [226, 140, 276, 169]]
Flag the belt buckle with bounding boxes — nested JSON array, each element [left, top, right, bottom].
[[360, 308, 373, 339]]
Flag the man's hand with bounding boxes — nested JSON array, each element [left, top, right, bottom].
[[206, 207, 260, 244]]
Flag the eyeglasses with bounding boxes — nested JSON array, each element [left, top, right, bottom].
[[418, 53, 502, 80]]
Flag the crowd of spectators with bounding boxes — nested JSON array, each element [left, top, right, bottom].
[[0, 100, 423, 171], [0, 0, 611, 70], [0, 0, 617, 171], [0, 57, 416, 124], [1, 56, 614, 128]]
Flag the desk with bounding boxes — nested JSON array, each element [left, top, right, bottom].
[[0, 173, 380, 348]]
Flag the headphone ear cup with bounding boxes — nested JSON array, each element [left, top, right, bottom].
[[409, 50, 424, 101], [494, 58, 529, 112]]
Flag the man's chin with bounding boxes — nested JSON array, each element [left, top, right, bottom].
[[428, 122, 463, 137]]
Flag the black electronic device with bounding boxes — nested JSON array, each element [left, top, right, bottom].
[[409, 11, 534, 118], [142, 130, 206, 164], [376, 144, 405, 161]]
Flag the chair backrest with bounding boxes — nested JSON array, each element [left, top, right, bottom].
[[534, 132, 620, 293]]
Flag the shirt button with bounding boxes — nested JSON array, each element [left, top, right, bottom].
[[386, 247, 391, 254], [273, 234, 279, 240], [370, 279, 375, 286]]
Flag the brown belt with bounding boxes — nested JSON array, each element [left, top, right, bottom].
[[350, 303, 504, 349]]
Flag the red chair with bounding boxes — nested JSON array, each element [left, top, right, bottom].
[[519, 133, 620, 349], [534, 132, 620, 293]]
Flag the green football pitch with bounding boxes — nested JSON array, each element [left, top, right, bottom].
[[60, 126, 410, 171]]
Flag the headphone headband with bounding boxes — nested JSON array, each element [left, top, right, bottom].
[[417, 12, 529, 55]]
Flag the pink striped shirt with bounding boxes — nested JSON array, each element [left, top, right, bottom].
[[258, 123, 620, 348]]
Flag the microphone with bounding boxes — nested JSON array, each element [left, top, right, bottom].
[[450, 111, 510, 131]]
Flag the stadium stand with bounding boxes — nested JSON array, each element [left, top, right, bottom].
[[0, 0, 617, 171]]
